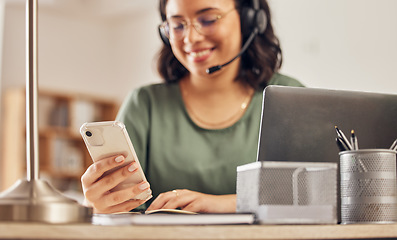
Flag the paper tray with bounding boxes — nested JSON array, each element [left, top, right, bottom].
[[256, 205, 337, 224]]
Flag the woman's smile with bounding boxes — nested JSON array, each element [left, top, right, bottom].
[[185, 47, 214, 62]]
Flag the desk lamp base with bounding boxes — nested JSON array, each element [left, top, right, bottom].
[[0, 179, 92, 223]]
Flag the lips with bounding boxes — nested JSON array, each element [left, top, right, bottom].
[[189, 49, 211, 58], [186, 48, 214, 62]]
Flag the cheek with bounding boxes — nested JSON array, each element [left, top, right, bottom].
[[217, 19, 242, 53], [170, 43, 185, 63], [217, 32, 242, 58]]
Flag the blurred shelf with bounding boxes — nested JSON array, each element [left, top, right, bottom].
[[1, 88, 119, 192]]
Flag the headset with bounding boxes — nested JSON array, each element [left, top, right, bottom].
[[158, 0, 267, 74], [241, 0, 267, 37]]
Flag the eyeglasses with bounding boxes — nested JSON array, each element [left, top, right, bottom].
[[160, 8, 236, 41]]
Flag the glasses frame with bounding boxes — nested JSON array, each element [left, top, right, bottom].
[[159, 8, 236, 41]]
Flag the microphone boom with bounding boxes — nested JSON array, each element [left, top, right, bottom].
[[206, 29, 258, 74]]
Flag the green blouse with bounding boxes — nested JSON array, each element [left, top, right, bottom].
[[116, 73, 304, 206]]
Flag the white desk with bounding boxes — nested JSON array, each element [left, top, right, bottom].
[[1, 222, 397, 239]]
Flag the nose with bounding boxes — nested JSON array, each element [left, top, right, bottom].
[[183, 23, 204, 44]]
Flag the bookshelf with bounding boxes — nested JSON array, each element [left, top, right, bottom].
[[1, 88, 119, 192]]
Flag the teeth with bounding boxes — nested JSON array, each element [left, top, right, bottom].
[[190, 49, 211, 58]]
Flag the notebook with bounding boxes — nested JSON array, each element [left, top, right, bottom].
[[256, 85, 397, 163], [92, 210, 256, 226]]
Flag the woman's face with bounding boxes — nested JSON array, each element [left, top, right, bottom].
[[165, 0, 242, 78]]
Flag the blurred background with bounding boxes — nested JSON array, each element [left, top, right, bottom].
[[0, 0, 396, 198]]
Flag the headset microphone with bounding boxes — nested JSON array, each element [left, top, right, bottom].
[[206, 28, 258, 74]]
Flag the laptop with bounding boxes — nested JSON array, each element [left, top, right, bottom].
[[256, 85, 397, 163]]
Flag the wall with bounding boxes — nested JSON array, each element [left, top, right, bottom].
[[1, 0, 396, 102], [270, 0, 397, 94], [1, 0, 161, 105]]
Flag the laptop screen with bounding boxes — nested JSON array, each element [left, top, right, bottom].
[[256, 86, 397, 163]]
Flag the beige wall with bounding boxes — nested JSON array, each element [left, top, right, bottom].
[[270, 0, 397, 94], [1, 0, 161, 105], [1, 0, 397, 102]]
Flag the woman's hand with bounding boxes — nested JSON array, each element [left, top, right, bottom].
[[146, 189, 236, 213], [81, 155, 151, 214]]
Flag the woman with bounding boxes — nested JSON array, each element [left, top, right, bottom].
[[81, 0, 304, 214]]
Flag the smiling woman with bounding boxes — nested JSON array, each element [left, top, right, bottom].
[[80, 0, 304, 214], [1, 0, 396, 215]]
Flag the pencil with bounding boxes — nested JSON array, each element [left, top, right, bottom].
[[390, 139, 397, 151], [350, 130, 359, 150], [335, 126, 352, 150], [336, 137, 349, 151]]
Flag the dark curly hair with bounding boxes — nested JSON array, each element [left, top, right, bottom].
[[157, 0, 283, 90]]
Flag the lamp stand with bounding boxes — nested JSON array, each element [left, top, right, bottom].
[[0, 0, 92, 223]]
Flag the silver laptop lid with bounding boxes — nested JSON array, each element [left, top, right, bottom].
[[257, 85, 397, 163]]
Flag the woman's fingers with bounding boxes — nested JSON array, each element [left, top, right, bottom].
[[146, 190, 176, 210], [81, 155, 126, 189], [81, 154, 152, 213], [147, 189, 191, 211], [97, 161, 140, 193], [147, 190, 237, 213], [93, 181, 152, 213], [83, 160, 138, 202]]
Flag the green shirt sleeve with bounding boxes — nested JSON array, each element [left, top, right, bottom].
[[268, 73, 305, 87]]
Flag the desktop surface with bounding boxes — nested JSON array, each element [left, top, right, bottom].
[[1, 221, 397, 240]]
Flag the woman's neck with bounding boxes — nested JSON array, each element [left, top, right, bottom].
[[186, 64, 245, 95], [183, 75, 249, 98], [179, 70, 254, 129]]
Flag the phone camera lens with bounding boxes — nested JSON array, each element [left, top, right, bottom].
[[86, 131, 92, 137]]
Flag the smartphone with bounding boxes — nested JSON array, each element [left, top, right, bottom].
[[80, 120, 152, 200]]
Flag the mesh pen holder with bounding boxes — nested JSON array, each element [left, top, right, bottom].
[[340, 149, 397, 224]]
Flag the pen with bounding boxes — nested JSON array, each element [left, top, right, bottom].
[[390, 139, 397, 151], [336, 137, 349, 151], [335, 126, 352, 150], [350, 130, 359, 150]]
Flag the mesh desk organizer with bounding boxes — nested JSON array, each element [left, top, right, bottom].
[[236, 161, 338, 224], [339, 149, 397, 224]]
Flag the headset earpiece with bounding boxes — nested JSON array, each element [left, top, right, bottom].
[[158, 25, 170, 46], [240, 0, 267, 37]]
